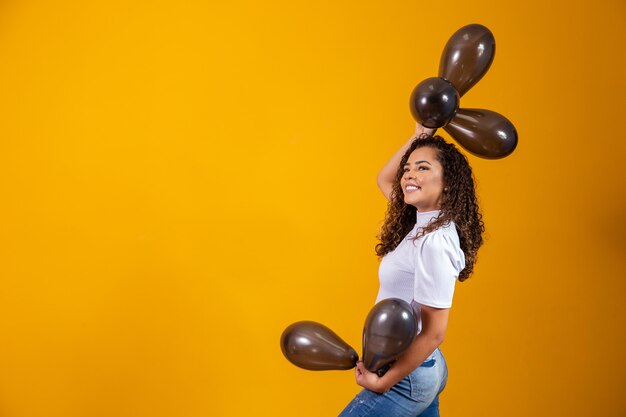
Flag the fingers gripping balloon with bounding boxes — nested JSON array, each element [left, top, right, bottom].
[[409, 24, 518, 159]]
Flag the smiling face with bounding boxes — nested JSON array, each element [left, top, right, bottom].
[[401, 146, 445, 212]]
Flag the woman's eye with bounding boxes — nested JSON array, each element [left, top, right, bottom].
[[418, 166, 429, 171]]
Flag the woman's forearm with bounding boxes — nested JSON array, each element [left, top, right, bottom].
[[377, 332, 443, 391], [375, 305, 449, 392]]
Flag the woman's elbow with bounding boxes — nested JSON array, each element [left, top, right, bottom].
[[424, 330, 445, 346], [376, 172, 385, 189]]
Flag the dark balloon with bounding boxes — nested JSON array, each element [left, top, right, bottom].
[[409, 77, 460, 129], [362, 299, 418, 376], [444, 108, 518, 159], [439, 24, 495, 97], [281, 321, 358, 371]]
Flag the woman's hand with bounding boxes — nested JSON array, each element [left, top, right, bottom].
[[354, 361, 389, 393], [414, 122, 436, 138]]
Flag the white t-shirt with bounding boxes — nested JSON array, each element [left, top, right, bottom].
[[376, 210, 465, 332]]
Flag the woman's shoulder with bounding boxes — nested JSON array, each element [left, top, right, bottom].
[[420, 221, 466, 271], [425, 221, 460, 244], [418, 221, 462, 256]]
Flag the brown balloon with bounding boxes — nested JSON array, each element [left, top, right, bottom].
[[280, 321, 358, 371], [439, 24, 495, 97], [444, 108, 518, 159], [409, 77, 460, 129], [362, 299, 418, 376]]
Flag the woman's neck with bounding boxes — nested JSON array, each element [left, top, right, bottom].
[[415, 209, 441, 228]]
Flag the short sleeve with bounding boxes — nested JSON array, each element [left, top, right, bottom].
[[413, 230, 465, 309]]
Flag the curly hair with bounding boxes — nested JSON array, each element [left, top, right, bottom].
[[375, 135, 484, 281]]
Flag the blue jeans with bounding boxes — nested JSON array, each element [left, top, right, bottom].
[[338, 348, 448, 417]]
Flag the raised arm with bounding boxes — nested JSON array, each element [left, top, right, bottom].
[[376, 124, 436, 200]]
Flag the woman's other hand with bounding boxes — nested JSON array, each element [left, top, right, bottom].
[[354, 361, 389, 393]]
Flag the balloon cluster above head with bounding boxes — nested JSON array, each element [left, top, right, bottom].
[[409, 24, 518, 159]]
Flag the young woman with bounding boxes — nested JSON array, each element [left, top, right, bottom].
[[338, 125, 484, 417]]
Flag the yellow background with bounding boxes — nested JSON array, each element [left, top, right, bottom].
[[0, 0, 625, 416]]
